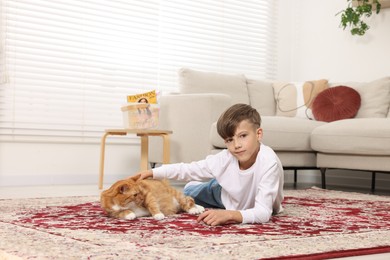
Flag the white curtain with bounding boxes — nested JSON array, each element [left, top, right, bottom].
[[0, 0, 277, 141]]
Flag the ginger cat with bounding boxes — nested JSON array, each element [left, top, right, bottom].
[[100, 176, 204, 220]]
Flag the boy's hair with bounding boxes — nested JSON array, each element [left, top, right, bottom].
[[217, 103, 261, 139]]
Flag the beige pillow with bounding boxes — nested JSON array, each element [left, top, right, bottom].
[[246, 78, 276, 116], [178, 68, 249, 104], [331, 78, 390, 118], [354, 78, 390, 118], [273, 79, 329, 119]]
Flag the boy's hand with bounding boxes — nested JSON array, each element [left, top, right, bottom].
[[129, 170, 153, 181], [139, 170, 153, 179], [197, 209, 242, 226]]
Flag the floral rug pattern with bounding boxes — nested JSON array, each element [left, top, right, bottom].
[[0, 187, 389, 259]]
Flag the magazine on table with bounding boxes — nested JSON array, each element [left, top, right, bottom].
[[122, 90, 160, 129]]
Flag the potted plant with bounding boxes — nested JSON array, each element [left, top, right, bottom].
[[337, 0, 381, 36]]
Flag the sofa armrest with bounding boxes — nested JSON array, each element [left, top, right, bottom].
[[149, 93, 232, 164]]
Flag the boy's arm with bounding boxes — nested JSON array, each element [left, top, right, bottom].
[[133, 151, 225, 182], [149, 159, 216, 182]]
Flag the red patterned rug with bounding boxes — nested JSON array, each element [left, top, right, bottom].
[[0, 187, 389, 259]]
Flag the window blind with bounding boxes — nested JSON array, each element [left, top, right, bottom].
[[0, 0, 277, 141]]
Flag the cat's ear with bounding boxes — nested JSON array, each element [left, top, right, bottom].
[[118, 184, 129, 194]]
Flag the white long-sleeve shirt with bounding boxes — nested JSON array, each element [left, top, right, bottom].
[[152, 143, 284, 224]]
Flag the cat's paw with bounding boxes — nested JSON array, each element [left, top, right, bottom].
[[124, 212, 136, 220], [153, 213, 165, 220], [188, 204, 205, 215]]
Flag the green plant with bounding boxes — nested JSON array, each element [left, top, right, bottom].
[[337, 0, 381, 36]]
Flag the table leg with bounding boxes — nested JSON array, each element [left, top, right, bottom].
[[162, 134, 170, 164], [139, 135, 149, 171], [99, 132, 110, 190]]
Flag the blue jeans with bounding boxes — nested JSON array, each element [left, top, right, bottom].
[[183, 179, 225, 209]]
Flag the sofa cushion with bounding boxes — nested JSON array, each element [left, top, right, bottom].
[[178, 68, 249, 104], [246, 79, 276, 116], [312, 86, 361, 122], [311, 118, 390, 156], [261, 116, 326, 151], [210, 116, 326, 151], [273, 80, 329, 119], [330, 77, 390, 118]]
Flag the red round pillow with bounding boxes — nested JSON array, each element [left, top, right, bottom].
[[312, 86, 361, 122]]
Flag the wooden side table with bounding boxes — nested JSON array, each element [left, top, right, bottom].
[[99, 129, 172, 189]]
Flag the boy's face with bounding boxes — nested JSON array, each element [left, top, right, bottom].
[[224, 119, 262, 170]]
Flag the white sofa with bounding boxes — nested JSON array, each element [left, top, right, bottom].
[[149, 68, 390, 189]]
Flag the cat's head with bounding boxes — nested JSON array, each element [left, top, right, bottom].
[[100, 176, 145, 215]]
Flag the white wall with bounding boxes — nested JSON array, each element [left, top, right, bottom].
[[277, 0, 390, 82], [0, 140, 142, 187], [1, 0, 389, 189]]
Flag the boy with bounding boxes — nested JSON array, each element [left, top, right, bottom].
[[135, 103, 284, 226]]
